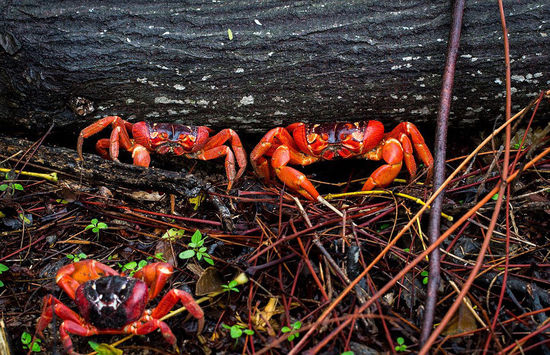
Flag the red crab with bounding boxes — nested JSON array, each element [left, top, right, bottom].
[[250, 121, 434, 200], [77, 116, 247, 191], [36, 259, 204, 355]]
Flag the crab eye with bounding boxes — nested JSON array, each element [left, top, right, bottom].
[[161, 132, 168, 139]]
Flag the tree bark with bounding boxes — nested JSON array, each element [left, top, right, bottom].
[[0, 0, 548, 138]]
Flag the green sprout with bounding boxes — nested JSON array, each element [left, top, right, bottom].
[[119, 260, 148, 276], [341, 352, 355, 355], [178, 230, 214, 265], [221, 280, 240, 293], [281, 321, 302, 341], [21, 331, 41, 352], [395, 336, 408, 352], [0, 263, 8, 287], [0, 172, 24, 195], [421, 270, 429, 285], [67, 253, 87, 263], [85, 218, 108, 236], [222, 324, 254, 342]]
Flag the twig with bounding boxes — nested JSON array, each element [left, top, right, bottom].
[[422, 0, 465, 344]]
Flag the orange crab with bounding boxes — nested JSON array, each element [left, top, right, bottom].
[[36, 260, 203, 354], [250, 121, 434, 200], [77, 116, 247, 191]]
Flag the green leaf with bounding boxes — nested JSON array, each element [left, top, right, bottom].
[[222, 324, 231, 330], [188, 242, 197, 248], [243, 329, 254, 335], [0, 281, 4, 287], [397, 337, 405, 345], [230, 326, 242, 339], [228, 280, 238, 288], [340, 352, 354, 355], [199, 246, 207, 253], [293, 321, 302, 330], [92, 227, 99, 233], [138, 260, 148, 269], [13, 183, 24, 190], [91, 218, 98, 225], [31, 341, 41, 352], [97, 222, 108, 229], [191, 230, 202, 244], [0, 184, 8, 191], [84, 225, 94, 230], [491, 193, 499, 201], [88, 341, 123, 355], [227, 28, 233, 40], [196, 253, 202, 260], [204, 257, 214, 265], [288, 334, 296, 341], [281, 326, 291, 333], [21, 331, 32, 344], [0, 263, 8, 272], [179, 250, 195, 259], [66, 254, 75, 260], [124, 261, 137, 270], [78, 253, 87, 259]]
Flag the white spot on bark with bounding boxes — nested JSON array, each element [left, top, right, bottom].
[[146, 112, 160, 117], [494, 78, 502, 85], [174, 84, 186, 90], [390, 94, 398, 99], [126, 98, 135, 104], [254, 19, 262, 26], [137, 78, 147, 84], [240, 95, 254, 106], [235, 68, 244, 73], [126, 38, 131, 43], [154, 96, 185, 104], [201, 75, 212, 81], [274, 111, 287, 116]]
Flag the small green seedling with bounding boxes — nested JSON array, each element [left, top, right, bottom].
[[222, 324, 254, 342], [178, 230, 214, 265], [341, 352, 355, 355], [67, 253, 87, 263], [421, 270, 429, 285], [0, 172, 24, 195], [395, 337, 408, 352], [85, 218, 108, 236], [0, 263, 8, 287], [281, 321, 302, 341], [221, 280, 240, 293], [119, 260, 148, 276], [21, 331, 41, 352]]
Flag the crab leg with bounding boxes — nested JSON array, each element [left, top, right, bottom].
[[361, 138, 404, 191], [250, 127, 302, 182], [151, 289, 204, 322], [191, 146, 237, 191], [77, 116, 131, 161], [36, 295, 83, 336], [387, 122, 434, 178], [133, 262, 173, 299], [203, 128, 248, 181], [271, 145, 320, 200]]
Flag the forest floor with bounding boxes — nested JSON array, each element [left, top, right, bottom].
[[1, 92, 550, 355]]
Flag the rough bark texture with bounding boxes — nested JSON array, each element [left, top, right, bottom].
[[0, 0, 549, 139]]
